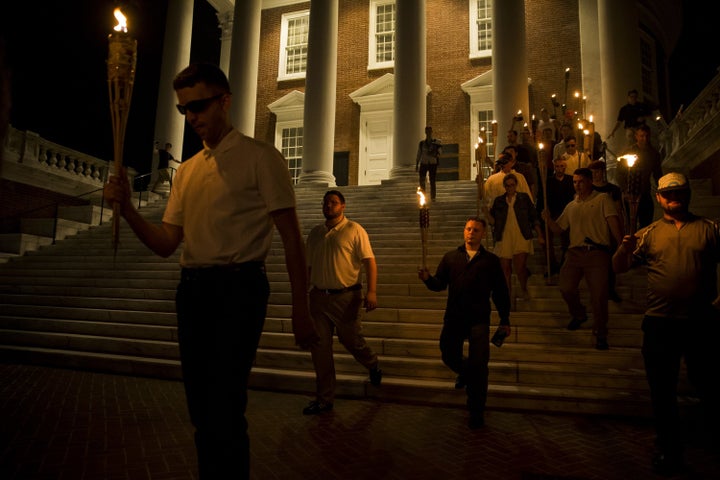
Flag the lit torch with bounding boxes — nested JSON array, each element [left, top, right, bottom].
[[620, 154, 639, 234], [539, 143, 551, 283], [474, 131, 486, 216], [418, 187, 429, 270], [107, 8, 137, 257]]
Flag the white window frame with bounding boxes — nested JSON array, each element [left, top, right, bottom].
[[469, 0, 492, 59], [368, 0, 396, 70], [278, 10, 309, 82], [277, 123, 304, 185]]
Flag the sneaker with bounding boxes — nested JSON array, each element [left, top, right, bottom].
[[454, 374, 466, 390], [302, 400, 333, 415], [369, 367, 383, 386], [566, 317, 587, 331], [595, 337, 609, 350]]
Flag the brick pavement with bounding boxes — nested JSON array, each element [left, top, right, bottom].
[[1, 363, 718, 480]]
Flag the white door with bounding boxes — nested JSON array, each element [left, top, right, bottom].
[[359, 113, 392, 185]]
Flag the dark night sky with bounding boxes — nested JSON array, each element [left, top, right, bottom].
[[1, 0, 717, 174], [0, 0, 220, 173]]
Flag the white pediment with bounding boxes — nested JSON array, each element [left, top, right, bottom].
[[268, 90, 305, 122], [461, 70, 494, 102]]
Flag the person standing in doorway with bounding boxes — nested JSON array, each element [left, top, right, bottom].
[[416, 125, 442, 200]]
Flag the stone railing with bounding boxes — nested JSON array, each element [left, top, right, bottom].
[[1, 126, 136, 200], [662, 69, 720, 173]]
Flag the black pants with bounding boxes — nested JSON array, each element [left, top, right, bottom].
[[177, 263, 269, 479], [641, 310, 720, 456], [419, 163, 438, 199], [439, 321, 490, 415]]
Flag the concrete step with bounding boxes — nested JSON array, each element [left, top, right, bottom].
[[0, 179, 708, 418]]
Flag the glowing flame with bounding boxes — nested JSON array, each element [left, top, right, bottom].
[[589, 115, 594, 123], [574, 91, 580, 99], [621, 154, 638, 168], [417, 187, 426, 207], [539, 143, 544, 150], [113, 8, 128, 33], [583, 129, 589, 135]]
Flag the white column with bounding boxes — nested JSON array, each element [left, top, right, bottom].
[[217, 10, 234, 75], [492, 0, 529, 144], [392, 0, 426, 179], [579, 0, 603, 127], [152, 0, 193, 179], [599, 0, 641, 156], [298, 0, 338, 185], [227, 0, 262, 136]]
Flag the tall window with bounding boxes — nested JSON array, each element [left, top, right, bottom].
[[369, 1, 396, 70], [477, 110, 495, 179], [469, 0, 492, 59], [279, 11, 309, 81], [639, 31, 658, 105], [281, 126, 303, 184]]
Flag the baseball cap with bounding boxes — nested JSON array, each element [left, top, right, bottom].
[[657, 172, 689, 192]]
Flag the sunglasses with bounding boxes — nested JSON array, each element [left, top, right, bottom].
[[565, 143, 576, 148], [176, 93, 225, 115]]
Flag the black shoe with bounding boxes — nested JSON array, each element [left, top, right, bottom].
[[651, 451, 686, 477], [369, 367, 383, 386], [454, 374, 466, 389], [566, 317, 587, 331], [595, 337, 609, 350], [609, 290, 622, 303], [302, 400, 333, 415], [468, 413, 485, 429]]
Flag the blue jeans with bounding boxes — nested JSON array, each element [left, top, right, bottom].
[[176, 263, 269, 479]]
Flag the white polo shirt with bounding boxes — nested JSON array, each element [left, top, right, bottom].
[[163, 129, 296, 267]]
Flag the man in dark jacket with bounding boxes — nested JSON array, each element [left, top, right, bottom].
[[418, 217, 511, 429]]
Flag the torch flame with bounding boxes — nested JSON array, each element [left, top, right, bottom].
[[589, 114, 594, 123], [539, 142, 544, 150], [621, 154, 638, 168], [113, 8, 128, 33], [417, 187, 426, 207]]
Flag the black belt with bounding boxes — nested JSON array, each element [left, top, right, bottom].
[[181, 261, 265, 282], [312, 284, 362, 295]]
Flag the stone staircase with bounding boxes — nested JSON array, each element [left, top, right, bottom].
[[0, 179, 700, 417]]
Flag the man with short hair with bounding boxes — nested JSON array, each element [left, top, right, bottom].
[[104, 62, 318, 479], [616, 124, 663, 230], [608, 88, 652, 145], [613, 172, 720, 476], [418, 217, 511, 429], [542, 168, 623, 350], [303, 190, 382, 415]]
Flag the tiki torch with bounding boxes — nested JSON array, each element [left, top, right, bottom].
[[418, 187, 429, 270], [539, 143, 551, 283], [474, 130, 487, 216], [107, 8, 137, 256], [491, 120, 498, 163], [621, 154, 640, 234]]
